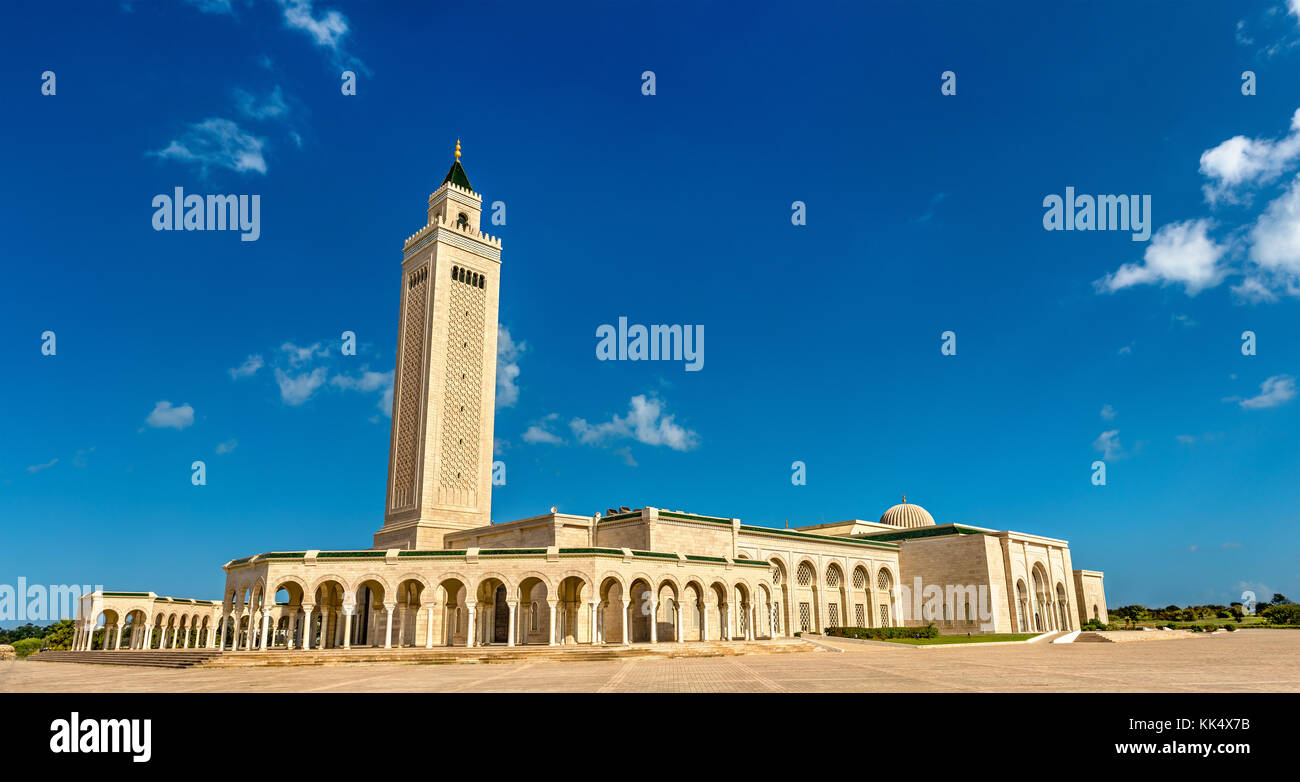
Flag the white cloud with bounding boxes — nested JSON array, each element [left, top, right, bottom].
[[183, 0, 233, 13], [332, 369, 394, 417], [1231, 275, 1280, 303], [570, 394, 699, 452], [1175, 434, 1196, 444], [1100, 404, 1116, 421], [234, 85, 289, 121], [274, 0, 363, 70], [331, 369, 391, 392], [1199, 109, 1300, 204], [26, 458, 58, 474], [1238, 374, 1297, 409], [522, 424, 563, 444], [1247, 175, 1300, 295], [281, 341, 328, 366], [1094, 219, 1227, 296], [496, 326, 524, 408], [229, 354, 264, 379], [216, 438, 238, 454], [1092, 429, 1123, 460], [146, 400, 195, 430], [152, 118, 267, 176], [274, 367, 328, 405]]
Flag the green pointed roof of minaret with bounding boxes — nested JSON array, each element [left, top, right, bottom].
[[442, 139, 473, 191]]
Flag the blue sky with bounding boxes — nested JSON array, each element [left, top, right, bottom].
[[1, 0, 1297, 614]]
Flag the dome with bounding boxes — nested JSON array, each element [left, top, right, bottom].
[[879, 498, 935, 529]]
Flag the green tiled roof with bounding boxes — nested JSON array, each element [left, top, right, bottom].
[[858, 524, 986, 542], [442, 159, 472, 191]]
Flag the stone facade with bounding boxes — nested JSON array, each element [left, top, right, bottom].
[[72, 147, 1107, 654]]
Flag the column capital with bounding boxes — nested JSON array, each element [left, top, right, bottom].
[[383, 603, 397, 611]]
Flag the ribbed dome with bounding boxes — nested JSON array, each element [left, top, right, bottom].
[[879, 500, 935, 529]]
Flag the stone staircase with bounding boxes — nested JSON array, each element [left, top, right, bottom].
[[27, 649, 225, 668], [1073, 632, 1113, 643], [26, 639, 814, 669]]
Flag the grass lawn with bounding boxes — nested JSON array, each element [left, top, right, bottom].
[[879, 633, 1039, 645]]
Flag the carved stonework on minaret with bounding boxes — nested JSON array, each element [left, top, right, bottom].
[[373, 142, 503, 551]]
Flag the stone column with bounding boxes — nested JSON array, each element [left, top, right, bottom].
[[114, 624, 123, 650], [648, 598, 658, 643], [547, 600, 557, 646], [720, 603, 731, 640], [424, 603, 436, 648], [621, 600, 631, 644], [384, 604, 395, 649], [587, 601, 598, 645], [465, 602, 477, 648], [675, 603, 684, 642], [342, 608, 353, 650], [505, 602, 517, 647], [701, 601, 709, 641], [300, 606, 313, 651], [259, 610, 270, 650]]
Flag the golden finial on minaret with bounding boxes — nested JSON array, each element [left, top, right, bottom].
[[902, 493, 907, 504], [454, 139, 461, 160]]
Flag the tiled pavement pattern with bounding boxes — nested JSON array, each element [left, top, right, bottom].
[[3, 631, 1297, 693]]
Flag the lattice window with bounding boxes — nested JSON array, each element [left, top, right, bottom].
[[438, 274, 487, 493], [799, 602, 811, 632], [855, 604, 865, 627], [879, 604, 890, 627], [853, 568, 867, 589], [827, 603, 839, 627], [877, 569, 893, 590], [770, 565, 782, 585], [796, 563, 814, 586], [391, 264, 430, 509], [826, 568, 841, 588]]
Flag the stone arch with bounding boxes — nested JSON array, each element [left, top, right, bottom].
[[1015, 579, 1029, 632], [270, 575, 308, 606], [681, 579, 706, 641], [627, 576, 655, 642], [517, 574, 552, 645], [473, 573, 513, 646], [1030, 564, 1048, 633], [875, 566, 896, 627], [435, 576, 470, 647], [556, 574, 592, 644], [655, 578, 681, 641], [1055, 582, 1070, 631], [792, 559, 820, 634], [599, 575, 626, 645]]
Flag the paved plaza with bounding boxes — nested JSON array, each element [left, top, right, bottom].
[[3, 631, 1297, 693]]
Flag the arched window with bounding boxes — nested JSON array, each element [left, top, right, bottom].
[[796, 563, 814, 587], [451, 265, 458, 280], [852, 567, 867, 590], [456, 212, 469, 229], [826, 567, 841, 588], [877, 569, 893, 591]]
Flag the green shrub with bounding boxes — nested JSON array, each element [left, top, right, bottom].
[[824, 625, 940, 640], [1261, 604, 1300, 625], [1224, 623, 1237, 632], [11, 638, 44, 658]]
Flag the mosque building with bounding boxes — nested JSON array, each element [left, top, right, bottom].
[[73, 145, 1107, 654]]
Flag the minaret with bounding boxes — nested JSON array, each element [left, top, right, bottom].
[[373, 141, 503, 550]]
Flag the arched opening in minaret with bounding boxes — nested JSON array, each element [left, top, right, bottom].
[[457, 212, 468, 229]]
